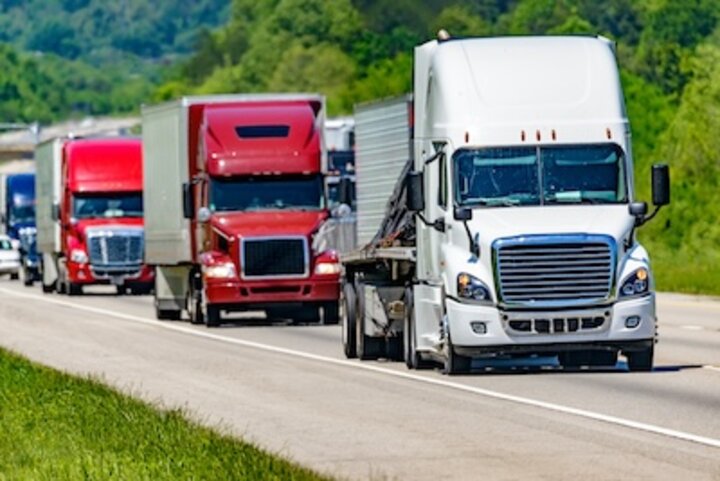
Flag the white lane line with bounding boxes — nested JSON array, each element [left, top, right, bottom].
[[2, 286, 720, 450], [679, 325, 704, 331], [703, 366, 720, 373]]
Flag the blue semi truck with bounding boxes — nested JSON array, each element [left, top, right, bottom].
[[0, 173, 39, 285]]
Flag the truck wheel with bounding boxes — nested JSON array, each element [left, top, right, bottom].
[[23, 268, 33, 287], [322, 302, 340, 325], [355, 281, 383, 360], [9, 272, 19, 280], [204, 304, 221, 328], [626, 345, 654, 372], [444, 333, 471, 375], [155, 306, 181, 321], [386, 337, 403, 361], [403, 287, 432, 369], [42, 281, 55, 293], [187, 282, 204, 325], [67, 283, 82, 296], [341, 283, 357, 359]]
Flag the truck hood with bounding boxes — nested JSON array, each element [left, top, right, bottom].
[[211, 210, 328, 239], [466, 205, 635, 249]]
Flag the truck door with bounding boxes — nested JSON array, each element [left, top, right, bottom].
[[418, 143, 449, 283]]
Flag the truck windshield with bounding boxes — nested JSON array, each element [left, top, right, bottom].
[[453, 144, 627, 207], [72, 192, 143, 219], [10, 204, 35, 224], [210, 175, 324, 212]]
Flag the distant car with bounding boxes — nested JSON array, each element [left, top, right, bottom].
[[0, 234, 20, 279]]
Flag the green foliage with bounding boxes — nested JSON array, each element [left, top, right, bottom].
[[0, 0, 230, 61], [0, 348, 333, 480]]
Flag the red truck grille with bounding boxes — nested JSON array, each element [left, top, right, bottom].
[[241, 237, 308, 278]]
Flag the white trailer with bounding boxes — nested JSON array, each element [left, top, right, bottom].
[[35, 139, 63, 292], [340, 35, 670, 373]]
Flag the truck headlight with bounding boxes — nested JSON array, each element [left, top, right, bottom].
[[204, 263, 236, 279], [457, 273, 492, 304], [314, 261, 341, 275], [70, 249, 88, 264], [619, 268, 649, 297]]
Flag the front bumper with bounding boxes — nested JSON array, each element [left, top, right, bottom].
[[67, 261, 155, 286], [205, 275, 340, 308], [446, 294, 656, 356]]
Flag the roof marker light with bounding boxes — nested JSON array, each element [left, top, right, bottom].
[[551, 129, 557, 141], [465, 132, 469, 143], [606, 128, 612, 139], [536, 130, 541, 141], [521, 130, 526, 142]]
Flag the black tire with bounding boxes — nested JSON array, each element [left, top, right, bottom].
[[155, 305, 181, 321], [205, 304, 221, 328], [341, 283, 357, 359], [387, 337, 403, 361], [444, 333, 471, 375], [67, 283, 82, 296], [626, 345, 654, 372], [355, 281, 383, 360], [42, 281, 55, 293], [187, 279, 204, 325], [403, 287, 433, 369], [23, 269, 33, 287], [322, 302, 340, 325], [9, 272, 19, 280]]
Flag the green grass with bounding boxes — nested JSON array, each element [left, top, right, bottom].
[[0, 348, 334, 481], [652, 253, 720, 296]]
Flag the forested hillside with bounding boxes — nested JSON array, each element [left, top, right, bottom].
[[0, 0, 229, 122], [0, 0, 718, 292]]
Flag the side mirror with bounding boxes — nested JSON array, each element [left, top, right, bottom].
[[629, 202, 647, 226], [197, 207, 211, 223], [182, 182, 194, 220], [338, 177, 353, 206], [52, 203, 61, 222], [628, 202, 648, 217], [652, 164, 670, 206], [406, 171, 425, 212], [454, 207, 472, 221]]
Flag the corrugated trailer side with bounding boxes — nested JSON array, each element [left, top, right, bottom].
[[354, 96, 413, 247]]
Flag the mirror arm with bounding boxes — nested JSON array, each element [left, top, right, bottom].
[[416, 212, 445, 233], [423, 150, 442, 166], [462, 220, 480, 258], [641, 205, 663, 224]]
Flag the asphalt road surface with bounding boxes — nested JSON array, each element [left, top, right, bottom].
[[0, 280, 718, 480]]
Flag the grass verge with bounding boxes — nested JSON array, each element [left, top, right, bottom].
[[0, 348, 334, 481]]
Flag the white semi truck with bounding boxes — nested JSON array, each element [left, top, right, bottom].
[[340, 35, 670, 374]]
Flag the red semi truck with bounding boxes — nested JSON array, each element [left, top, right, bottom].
[[35, 137, 154, 295], [142, 95, 340, 326]]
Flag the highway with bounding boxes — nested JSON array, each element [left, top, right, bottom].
[[0, 280, 718, 480]]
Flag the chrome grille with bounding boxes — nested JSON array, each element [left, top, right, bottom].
[[241, 237, 308, 278], [87, 228, 144, 267], [494, 235, 614, 307]]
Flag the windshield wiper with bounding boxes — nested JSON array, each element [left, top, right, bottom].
[[468, 197, 523, 207], [547, 195, 606, 205]]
